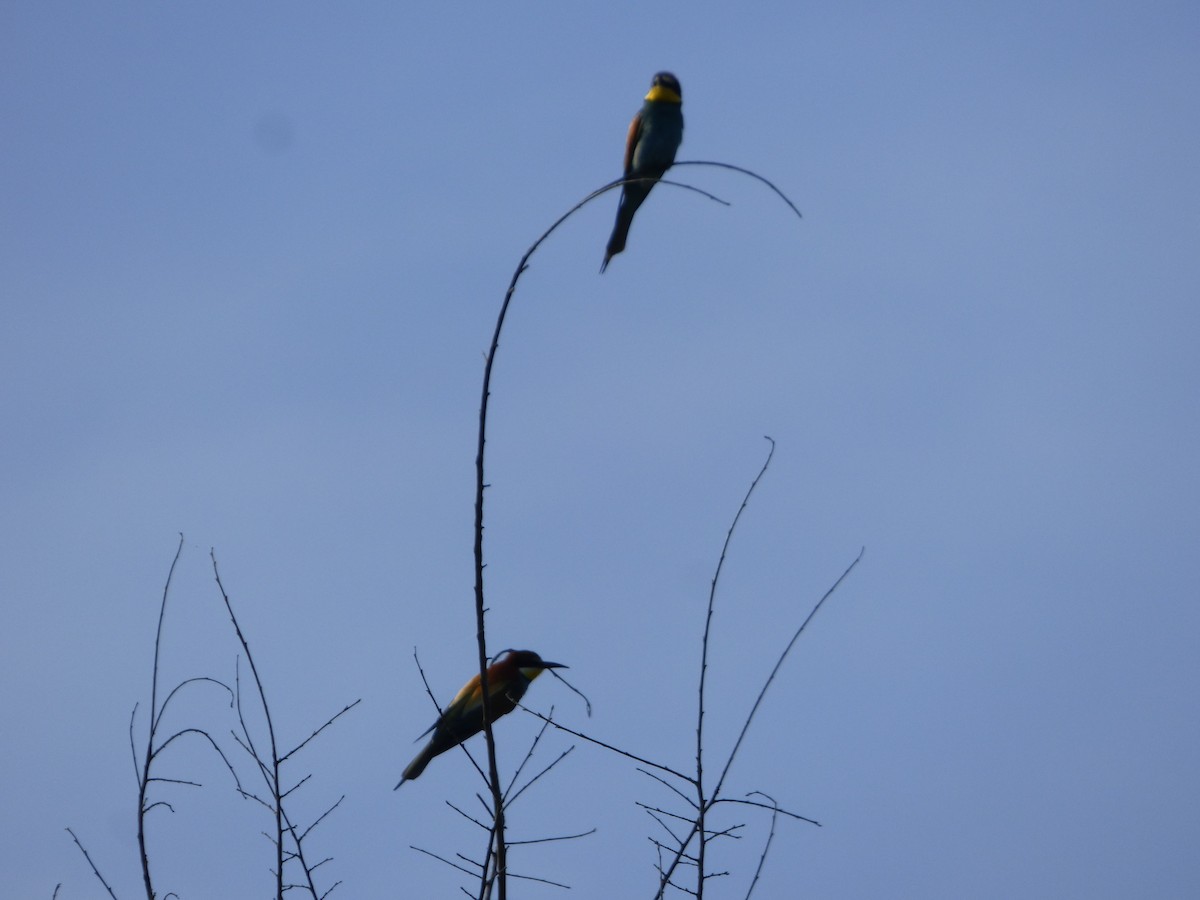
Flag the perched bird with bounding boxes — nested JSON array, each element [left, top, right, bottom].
[[394, 649, 566, 788], [601, 71, 685, 272]]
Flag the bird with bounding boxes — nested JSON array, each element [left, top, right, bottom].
[[394, 649, 567, 788], [601, 71, 685, 272]]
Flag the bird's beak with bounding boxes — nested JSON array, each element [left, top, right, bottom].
[[542, 661, 567, 670]]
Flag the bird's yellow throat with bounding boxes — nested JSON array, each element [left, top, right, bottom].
[[645, 84, 682, 104]]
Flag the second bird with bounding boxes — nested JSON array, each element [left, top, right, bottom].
[[600, 71, 684, 273], [394, 649, 566, 788]]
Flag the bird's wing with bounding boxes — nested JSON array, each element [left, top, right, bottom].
[[443, 673, 484, 718], [623, 110, 642, 175]]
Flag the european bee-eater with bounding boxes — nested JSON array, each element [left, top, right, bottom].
[[394, 649, 566, 788], [601, 71, 684, 273]]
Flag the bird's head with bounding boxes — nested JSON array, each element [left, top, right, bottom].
[[646, 72, 682, 104], [496, 649, 567, 681]]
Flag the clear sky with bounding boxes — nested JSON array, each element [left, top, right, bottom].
[[3, 2, 1198, 897]]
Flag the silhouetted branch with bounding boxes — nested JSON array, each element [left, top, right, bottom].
[[411, 844, 483, 879], [297, 795, 346, 843], [546, 668, 593, 718], [741, 792, 780, 900], [505, 870, 571, 889], [692, 437, 776, 896], [65, 827, 119, 899], [507, 828, 596, 846], [671, 161, 804, 221], [711, 796, 819, 827], [469, 154, 792, 897], [448, 800, 492, 832], [637, 768, 699, 809], [713, 547, 864, 797], [154, 676, 234, 732], [213, 553, 289, 896], [650, 442, 856, 899], [504, 746, 575, 809], [213, 550, 355, 899], [135, 533, 185, 899], [519, 705, 694, 784], [501, 704, 556, 802], [282, 700, 362, 763]]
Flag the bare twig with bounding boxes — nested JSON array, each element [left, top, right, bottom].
[[546, 668, 592, 718], [65, 827, 119, 900], [519, 705, 694, 784], [501, 705, 556, 803], [713, 548, 864, 797], [212, 554, 286, 900], [411, 844, 484, 879], [135, 533, 185, 899], [213, 550, 355, 899], [711, 796, 819, 827], [637, 768, 699, 809], [693, 437, 776, 897], [504, 746, 575, 809], [448, 800, 492, 832], [671, 161, 804, 221], [653, 442, 855, 899], [742, 792, 781, 900], [282, 700, 362, 763], [507, 828, 596, 846]]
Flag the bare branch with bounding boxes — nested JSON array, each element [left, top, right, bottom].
[[505, 746, 575, 810], [505, 870, 571, 890], [711, 796, 820, 827], [297, 795, 346, 844], [136, 533, 185, 900], [519, 706, 694, 785], [507, 828, 596, 846], [156, 676, 234, 728], [637, 768, 699, 810], [546, 667, 592, 717], [501, 705, 556, 802], [742, 792, 781, 900], [280, 699, 362, 763], [212, 550, 286, 896], [65, 828, 119, 900], [713, 548, 864, 797], [411, 845, 482, 878], [672, 161, 804, 221], [447, 800, 492, 832]]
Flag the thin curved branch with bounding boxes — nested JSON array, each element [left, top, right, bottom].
[[711, 795, 819, 827], [137, 532, 185, 900], [150, 727, 244, 794], [212, 551, 285, 897], [671, 161, 804, 221], [474, 161, 798, 899], [471, 172, 730, 898], [698, 437, 776, 789], [713, 548, 864, 797], [742, 792, 780, 900], [155, 676, 234, 726]]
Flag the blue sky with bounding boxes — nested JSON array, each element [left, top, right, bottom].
[[3, 2, 1198, 897]]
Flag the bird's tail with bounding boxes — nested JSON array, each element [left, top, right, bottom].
[[394, 743, 436, 789], [601, 182, 653, 273]]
